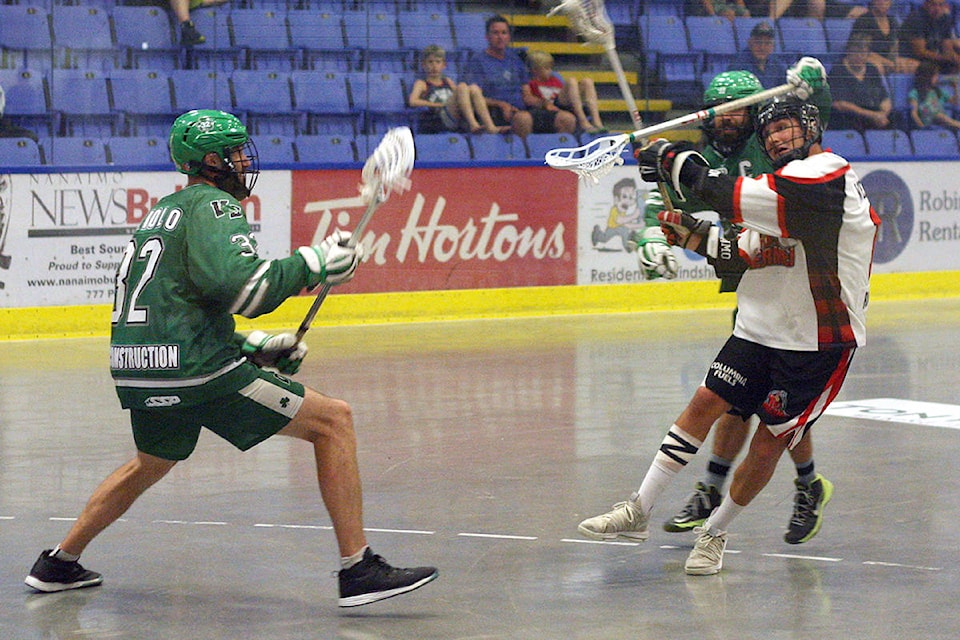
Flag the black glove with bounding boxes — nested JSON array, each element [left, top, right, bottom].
[[635, 139, 696, 183]]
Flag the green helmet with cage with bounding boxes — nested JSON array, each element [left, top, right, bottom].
[[168, 109, 259, 199], [700, 70, 764, 156]]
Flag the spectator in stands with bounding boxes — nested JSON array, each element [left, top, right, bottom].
[[684, 0, 751, 20], [463, 15, 538, 138], [899, 0, 960, 74], [522, 50, 605, 135], [0, 84, 39, 143], [409, 45, 509, 135], [771, 0, 867, 19], [908, 59, 960, 130], [851, 0, 918, 75], [170, 0, 229, 48], [830, 32, 894, 131], [728, 22, 787, 90]]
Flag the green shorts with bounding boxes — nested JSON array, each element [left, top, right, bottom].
[[130, 367, 305, 461]]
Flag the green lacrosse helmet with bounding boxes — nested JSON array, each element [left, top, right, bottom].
[[703, 70, 763, 106], [701, 71, 764, 156], [168, 109, 259, 198]]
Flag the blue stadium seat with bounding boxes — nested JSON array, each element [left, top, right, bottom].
[[184, 8, 240, 71], [51, 6, 118, 71], [0, 68, 55, 137], [0, 137, 43, 166], [46, 137, 109, 166], [414, 133, 471, 162], [0, 5, 53, 70], [777, 17, 828, 57], [685, 16, 738, 56], [638, 14, 690, 56], [109, 69, 177, 137], [821, 129, 867, 157], [257, 134, 297, 166], [288, 10, 357, 70], [607, 0, 641, 49], [397, 9, 455, 52], [523, 132, 579, 160], [113, 6, 180, 70], [657, 53, 703, 106], [230, 8, 300, 71], [345, 11, 409, 72], [469, 133, 519, 161], [169, 69, 234, 112], [824, 17, 854, 54], [864, 129, 913, 157], [107, 136, 172, 167], [450, 12, 488, 53], [350, 71, 414, 132], [231, 70, 300, 135], [295, 133, 358, 163], [50, 69, 118, 137], [911, 129, 959, 157], [291, 70, 362, 134]]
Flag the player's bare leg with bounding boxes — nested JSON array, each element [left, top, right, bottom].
[[465, 83, 507, 133], [450, 83, 483, 134], [278, 387, 366, 557], [61, 452, 177, 556]]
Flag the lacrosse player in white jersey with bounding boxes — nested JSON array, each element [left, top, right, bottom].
[[578, 92, 879, 576]]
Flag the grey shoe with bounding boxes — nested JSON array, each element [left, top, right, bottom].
[[664, 481, 721, 532], [577, 493, 649, 541], [685, 526, 727, 576]]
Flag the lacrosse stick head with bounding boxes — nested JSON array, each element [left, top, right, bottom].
[[360, 126, 415, 204], [548, 0, 614, 47], [544, 133, 630, 184]]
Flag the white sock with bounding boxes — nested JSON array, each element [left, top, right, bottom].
[[636, 425, 704, 515], [51, 545, 79, 562], [340, 545, 368, 570], [705, 491, 745, 534]]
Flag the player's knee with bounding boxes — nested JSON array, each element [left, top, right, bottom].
[[555, 111, 576, 133]]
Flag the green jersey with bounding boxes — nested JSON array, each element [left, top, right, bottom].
[[110, 183, 313, 409]]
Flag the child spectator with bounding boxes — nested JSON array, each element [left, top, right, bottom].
[[522, 50, 605, 134], [408, 45, 509, 135], [908, 59, 960, 129]]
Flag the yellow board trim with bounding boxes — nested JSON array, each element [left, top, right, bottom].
[[2, 271, 958, 341]]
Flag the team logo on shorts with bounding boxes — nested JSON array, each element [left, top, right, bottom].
[[762, 390, 788, 418], [144, 395, 182, 407]]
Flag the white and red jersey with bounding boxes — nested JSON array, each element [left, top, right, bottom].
[[698, 151, 880, 351]]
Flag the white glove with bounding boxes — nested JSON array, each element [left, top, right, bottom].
[[636, 227, 678, 280], [787, 56, 826, 100], [297, 230, 366, 288], [241, 330, 308, 374]]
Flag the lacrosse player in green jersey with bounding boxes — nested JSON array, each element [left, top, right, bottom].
[[629, 60, 836, 546], [26, 109, 438, 607]]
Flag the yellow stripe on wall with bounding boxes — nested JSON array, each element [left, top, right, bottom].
[[2, 271, 958, 341]]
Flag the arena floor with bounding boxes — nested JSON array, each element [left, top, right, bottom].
[[2, 297, 959, 639]]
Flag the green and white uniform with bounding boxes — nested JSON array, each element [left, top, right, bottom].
[[110, 183, 314, 409]]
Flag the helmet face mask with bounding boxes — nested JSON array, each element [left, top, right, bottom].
[[756, 96, 822, 168], [168, 110, 260, 199], [700, 70, 763, 156]]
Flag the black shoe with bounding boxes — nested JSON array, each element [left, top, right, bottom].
[[663, 481, 722, 532], [337, 548, 437, 607], [25, 550, 103, 593], [784, 474, 834, 544], [180, 20, 206, 47]]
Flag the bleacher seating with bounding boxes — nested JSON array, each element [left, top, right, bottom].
[[0, 3, 885, 167], [523, 133, 579, 160], [295, 134, 358, 164], [822, 129, 867, 157], [109, 69, 177, 137], [257, 134, 297, 166], [45, 137, 109, 166], [414, 133, 471, 162], [0, 137, 44, 166], [107, 135, 171, 166], [911, 129, 959, 157], [864, 129, 913, 157]]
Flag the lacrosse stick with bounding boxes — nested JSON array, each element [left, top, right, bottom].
[[293, 126, 415, 342], [545, 82, 796, 183], [548, 0, 678, 211]]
